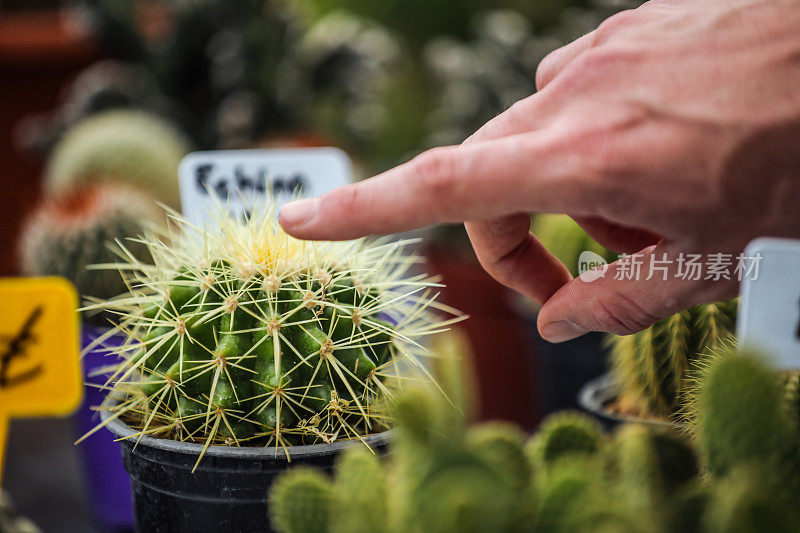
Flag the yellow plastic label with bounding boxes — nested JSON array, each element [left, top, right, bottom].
[[0, 277, 81, 481]]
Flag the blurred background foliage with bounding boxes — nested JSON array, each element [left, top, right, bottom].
[[16, 0, 645, 175]]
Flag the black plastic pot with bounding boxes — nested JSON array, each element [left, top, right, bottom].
[[578, 373, 678, 431], [103, 412, 390, 533]]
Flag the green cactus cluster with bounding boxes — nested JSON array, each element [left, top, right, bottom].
[[86, 200, 459, 458], [19, 183, 160, 324], [271, 348, 800, 533], [45, 109, 190, 208], [607, 300, 738, 420]]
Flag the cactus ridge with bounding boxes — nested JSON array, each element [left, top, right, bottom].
[[608, 301, 737, 418], [84, 199, 462, 458]]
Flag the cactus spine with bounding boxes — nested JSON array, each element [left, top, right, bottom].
[[88, 199, 461, 456], [45, 110, 189, 207], [20, 183, 159, 314], [608, 300, 737, 419]]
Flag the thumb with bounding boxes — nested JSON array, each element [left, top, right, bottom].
[[536, 244, 737, 342]]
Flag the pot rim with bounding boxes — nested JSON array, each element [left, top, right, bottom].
[[578, 373, 677, 429], [101, 409, 392, 460]]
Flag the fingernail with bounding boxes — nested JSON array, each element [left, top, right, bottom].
[[279, 198, 317, 228], [541, 320, 588, 343]]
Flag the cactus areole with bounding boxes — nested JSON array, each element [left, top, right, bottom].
[[84, 199, 461, 465]]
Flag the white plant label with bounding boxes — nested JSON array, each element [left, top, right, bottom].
[[178, 148, 352, 225], [737, 237, 800, 369]]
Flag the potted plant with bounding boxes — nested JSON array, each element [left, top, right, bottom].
[[83, 199, 460, 531], [579, 300, 737, 428], [19, 181, 161, 531]]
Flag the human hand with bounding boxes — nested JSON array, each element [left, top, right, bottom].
[[279, 0, 800, 342]]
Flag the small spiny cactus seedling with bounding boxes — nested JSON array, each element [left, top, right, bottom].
[[270, 467, 333, 533], [45, 110, 189, 207], [20, 183, 159, 319], [534, 455, 607, 532], [611, 424, 699, 522], [87, 199, 461, 458], [465, 422, 531, 493], [526, 410, 605, 470], [695, 351, 799, 479], [330, 448, 388, 533], [607, 300, 738, 419]]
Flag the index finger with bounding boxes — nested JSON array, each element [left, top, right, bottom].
[[278, 133, 604, 241]]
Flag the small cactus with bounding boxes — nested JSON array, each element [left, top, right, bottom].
[[535, 456, 606, 532], [269, 467, 333, 533], [19, 183, 159, 318], [465, 422, 531, 493], [703, 466, 797, 533], [608, 300, 737, 419], [88, 199, 460, 456], [526, 411, 605, 470], [695, 351, 799, 478], [611, 424, 699, 521], [45, 110, 189, 207], [412, 466, 517, 533], [330, 448, 388, 533]]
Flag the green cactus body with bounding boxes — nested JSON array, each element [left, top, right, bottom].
[[412, 466, 517, 533], [608, 300, 737, 419], [526, 411, 605, 470], [535, 456, 605, 533], [45, 110, 189, 207], [696, 352, 799, 479], [668, 480, 711, 533], [330, 449, 388, 533], [88, 200, 461, 455], [270, 467, 333, 533], [20, 183, 159, 316], [466, 422, 531, 493], [532, 213, 616, 277], [703, 467, 797, 533], [612, 424, 699, 519]]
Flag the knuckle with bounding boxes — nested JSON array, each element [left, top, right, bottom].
[[591, 290, 659, 335], [328, 184, 362, 214], [592, 9, 638, 44], [572, 44, 643, 82], [536, 51, 559, 90], [412, 148, 459, 196]]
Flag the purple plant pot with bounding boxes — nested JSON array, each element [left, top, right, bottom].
[[75, 324, 134, 532]]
